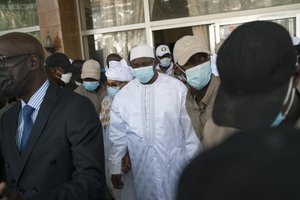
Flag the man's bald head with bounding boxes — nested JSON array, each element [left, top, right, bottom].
[[0, 32, 47, 102], [0, 32, 45, 63]]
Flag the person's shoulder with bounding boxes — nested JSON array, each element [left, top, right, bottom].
[[160, 72, 180, 82], [74, 85, 85, 94], [120, 78, 139, 92], [160, 73, 187, 90], [56, 85, 92, 106], [206, 74, 220, 95], [210, 74, 221, 85], [112, 79, 138, 105], [0, 102, 19, 123]]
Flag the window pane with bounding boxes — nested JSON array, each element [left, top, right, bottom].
[[82, 29, 146, 67], [219, 18, 296, 40], [219, 23, 241, 40], [80, 0, 144, 30], [28, 31, 40, 40], [150, 0, 300, 21], [271, 18, 296, 36], [0, 0, 38, 31]]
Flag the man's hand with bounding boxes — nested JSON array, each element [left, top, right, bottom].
[[0, 182, 23, 200], [121, 152, 131, 173], [111, 174, 124, 189]]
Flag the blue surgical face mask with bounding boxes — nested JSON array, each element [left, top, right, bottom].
[[271, 112, 285, 127], [82, 81, 99, 92], [107, 86, 120, 99], [184, 61, 212, 90], [133, 65, 154, 84], [159, 57, 172, 67]]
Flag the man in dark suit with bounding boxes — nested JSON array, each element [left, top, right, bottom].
[[177, 127, 300, 200], [0, 32, 106, 199]]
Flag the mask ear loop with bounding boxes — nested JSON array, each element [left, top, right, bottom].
[[283, 88, 295, 117], [283, 78, 293, 105], [175, 63, 188, 82], [282, 78, 295, 117]]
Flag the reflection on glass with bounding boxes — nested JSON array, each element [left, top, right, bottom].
[[80, 0, 144, 30], [272, 18, 296, 36], [28, 31, 40, 41], [150, 0, 300, 21], [0, 0, 38, 31], [219, 18, 296, 41], [220, 23, 241, 40], [83, 29, 146, 67], [150, 0, 189, 21]]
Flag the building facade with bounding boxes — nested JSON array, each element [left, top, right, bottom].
[[0, 0, 300, 66]]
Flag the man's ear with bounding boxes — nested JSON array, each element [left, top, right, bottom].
[[29, 55, 41, 70], [153, 59, 159, 66]]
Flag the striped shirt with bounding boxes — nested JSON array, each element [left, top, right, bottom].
[[16, 80, 50, 149]]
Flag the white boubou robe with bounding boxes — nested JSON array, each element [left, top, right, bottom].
[[109, 73, 202, 200], [100, 96, 137, 200]]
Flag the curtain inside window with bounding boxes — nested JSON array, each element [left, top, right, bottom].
[[0, 0, 38, 31], [82, 0, 146, 64]]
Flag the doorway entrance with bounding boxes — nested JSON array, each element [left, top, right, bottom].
[[153, 27, 193, 55]]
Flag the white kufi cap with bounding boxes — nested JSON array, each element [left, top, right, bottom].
[[130, 45, 154, 61]]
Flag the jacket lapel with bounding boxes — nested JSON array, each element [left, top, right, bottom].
[[9, 103, 21, 155], [16, 83, 59, 182], [6, 103, 23, 176]]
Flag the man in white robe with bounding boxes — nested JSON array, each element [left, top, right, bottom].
[[100, 58, 136, 200], [109, 45, 201, 200]]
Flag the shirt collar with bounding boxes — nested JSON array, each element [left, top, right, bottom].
[[21, 80, 50, 109]]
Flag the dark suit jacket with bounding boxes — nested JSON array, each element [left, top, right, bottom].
[[0, 83, 106, 199]]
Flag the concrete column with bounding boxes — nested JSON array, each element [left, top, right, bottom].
[[37, 0, 82, 60]]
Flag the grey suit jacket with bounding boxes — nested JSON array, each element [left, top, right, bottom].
[[0, 83, 106, 199]]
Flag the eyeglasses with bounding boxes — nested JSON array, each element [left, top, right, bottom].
[[0, 54, 32, 68]]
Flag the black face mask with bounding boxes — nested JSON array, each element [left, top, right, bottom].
[[0, 67, 30, 99]]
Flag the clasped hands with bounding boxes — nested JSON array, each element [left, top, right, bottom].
[[111, 152, 131, 189]]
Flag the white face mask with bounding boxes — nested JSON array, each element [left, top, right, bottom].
[[60, 72, 72, 84]]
